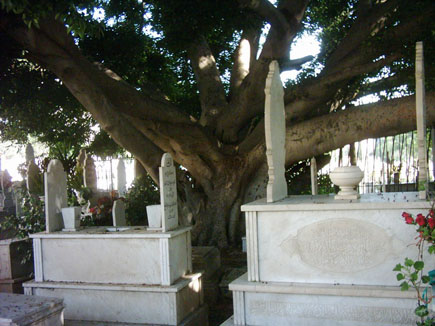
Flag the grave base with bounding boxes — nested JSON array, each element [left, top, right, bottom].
[[222, 274, 421, 326], [0, 276, 32, 294], [24, 274, 206, 326], [64, 304, 208, 326]]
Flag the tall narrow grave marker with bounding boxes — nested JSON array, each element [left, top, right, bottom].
[[44, 160, 67, 232], [112, 199, 127, 226], [415, 42, 428, 199], [117, 158, 127, 196], [265, 61, 288, 202], [159, 153, 178, 231]]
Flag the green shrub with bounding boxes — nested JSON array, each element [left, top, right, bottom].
[[125, 175, 159, 226]]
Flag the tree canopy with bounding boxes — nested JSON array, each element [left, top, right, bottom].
[[0, 0, 434, 246]]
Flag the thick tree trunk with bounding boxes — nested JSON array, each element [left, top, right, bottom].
[[2, 1, 434, 247]]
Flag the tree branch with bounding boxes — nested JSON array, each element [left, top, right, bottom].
[[238, 0, 290, 33], [285, 93, 435, 165], [280, 55, 314, 71], [187, 36, 228, 128], [229, 28, 261, 97], [244, 93, 435, 174], [215, 0, 309, 143]]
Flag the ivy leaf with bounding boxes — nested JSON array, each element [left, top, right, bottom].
[[410, 272, 418, 281], [414, 261, 424, 271], [393, 264, 403, 271], [414, 305, 429, 317], [396, 273, 405, 281], [405, 258, 414, 267], [421, 275, 430, 283], [400, 282, 409, 291]]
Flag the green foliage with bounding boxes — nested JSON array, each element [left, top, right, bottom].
[[0, 0, 103, 37], [0, 183, 45, 239], [86, 130, 124, 159], [124, 175, 159, 226]]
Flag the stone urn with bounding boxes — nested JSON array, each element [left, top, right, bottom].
[[61, 206, 82, 231], [146, 204, 162, 229], [329, 166, 364, 200]]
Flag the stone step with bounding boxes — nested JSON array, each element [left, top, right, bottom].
[[65, 305, 208, 326]]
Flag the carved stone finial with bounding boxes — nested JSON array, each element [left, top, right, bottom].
[[264, 61, 288, 203]]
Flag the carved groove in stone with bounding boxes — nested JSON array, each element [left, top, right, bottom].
[[246, 211, 259, 281], [33, 238, 43, 282], [160, 239, 170, 285], [233, 291, 246, 325]]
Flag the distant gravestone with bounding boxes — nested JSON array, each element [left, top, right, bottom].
[[112, 199, 127, 226], [264, 61, 288, 203], [26, 161, 41, 195], [117, 159, 127, 196], [44, 160, 67, 232], [84, 153, 97, 193], [159, 153, 178, 232], [25, 144, 35, 163]]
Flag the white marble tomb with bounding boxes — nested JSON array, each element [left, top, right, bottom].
[[221, 192, 433, 326], [24, 158, 207, 326]]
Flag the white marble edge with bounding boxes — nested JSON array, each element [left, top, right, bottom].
[[0, 293, 63, 324], [23, 273, 202, 293], [241, 192, 431, 212], [228, 273, 420, 299], [29, 226, 192, 239], [0, 237, 31, 244]]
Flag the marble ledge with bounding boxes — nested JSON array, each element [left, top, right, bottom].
[[0, 293, 64, 325], [30, 226, 192, 239], [241, 192, 430, 212], [24, 273, 202, 293], [229, 273, 419, 299]]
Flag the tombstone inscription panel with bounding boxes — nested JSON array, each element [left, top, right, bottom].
[[159, 153, 178, 232]]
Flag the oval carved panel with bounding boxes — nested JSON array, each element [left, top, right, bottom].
[[291, 218, 392, 273]]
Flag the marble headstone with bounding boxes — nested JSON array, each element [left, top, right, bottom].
[[26, 161, 41, 195], [25, 144, 35, 163], [84, 153, 97, 193], [117, 158, 127, 196], [112, 199, 127, 226], [159, 153, 178, 232], [415, 41, 427, 199], [44, 160, 67, 232], [264, 60, 288, 203]]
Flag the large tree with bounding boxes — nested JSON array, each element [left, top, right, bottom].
[[0, 0, 434, 246]]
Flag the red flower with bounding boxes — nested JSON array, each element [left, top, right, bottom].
[[430, 210, 435, 218], [416, 214, 427, 226], [428, 217, 435, 229], [89, 207, 96, 214], [402, 212, 414, 224]]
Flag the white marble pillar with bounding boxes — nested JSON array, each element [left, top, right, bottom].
[[415, 41, 428, 199]]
